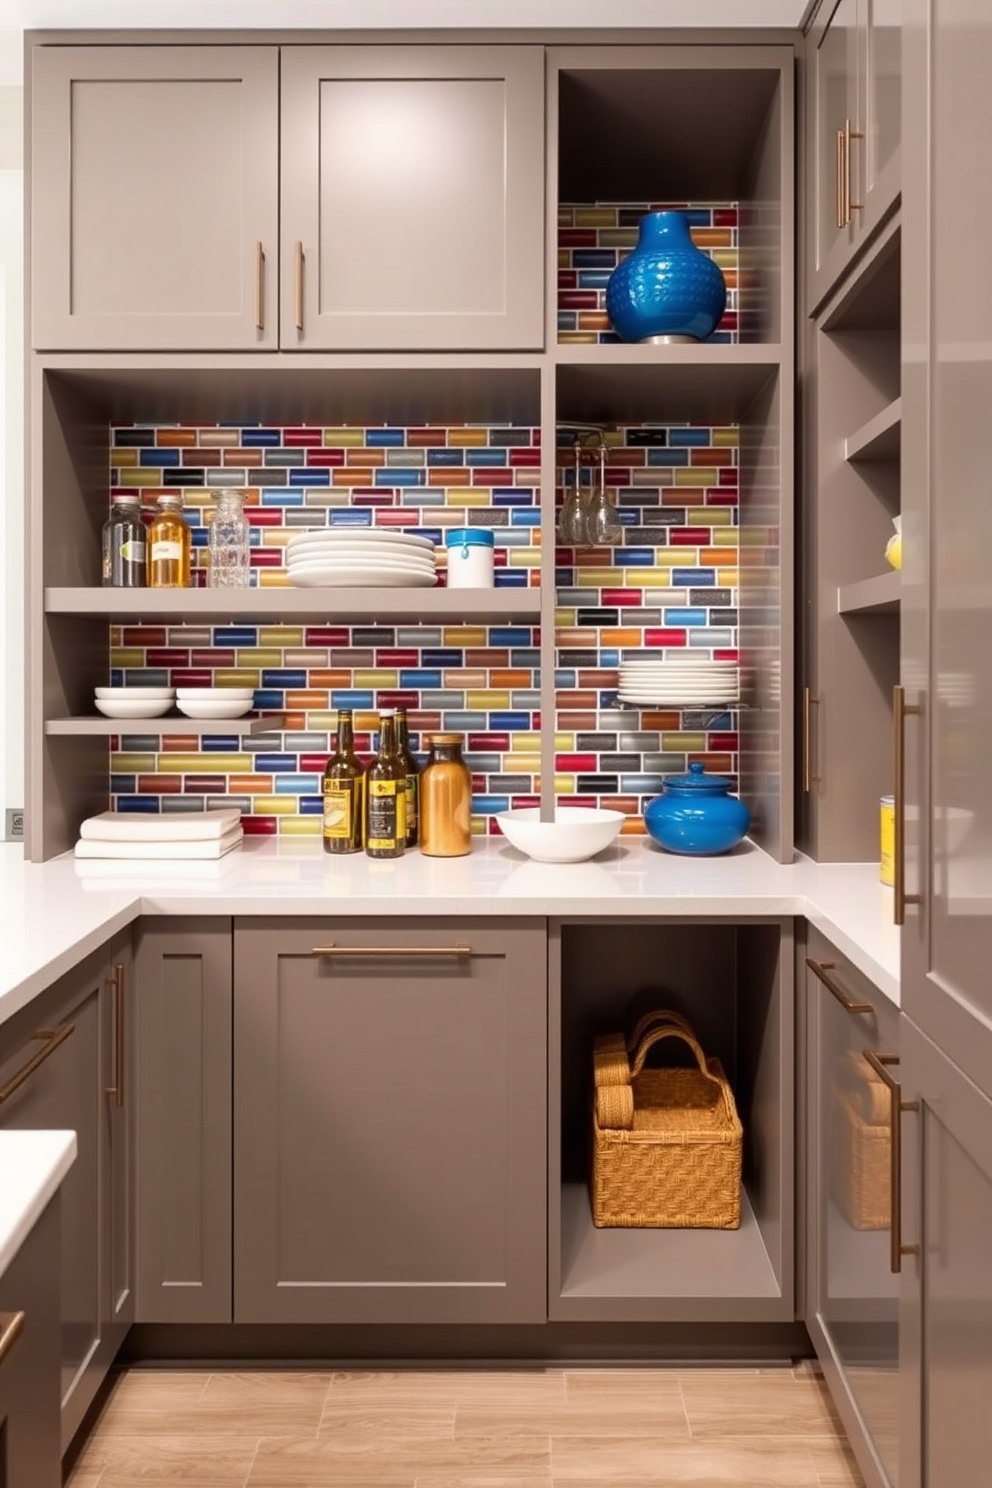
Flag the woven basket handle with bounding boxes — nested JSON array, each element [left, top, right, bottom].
[[626, 1007, 695, 1053], [629, 1022, 723, 1093]]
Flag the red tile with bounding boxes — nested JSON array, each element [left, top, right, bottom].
[[509, 448, 541, 467], [303, 449, 346, 467], [559, 229, 598, 247], [376, 649, 419, 665], [714, 649, 738, 662], [558, 271, 578, 289], [470, 469, 513, 487], [170, 669, 214, 687], [468, 733, 510, 751], [713, 209, 739, 227], [136, 774, 183, 793], [147, 648, 190, 667], [557, 753, 597, 770], [406, 428, 448, 447], [305, 628, 350, 645], [250, 549, 283, 566], [284, 428, 324, 447], [601, 590, 642, 606], [705, 491, 738, 506], [190, 649, 236, 668], [560, 291, 599, 309], [300, 753, 331, 773], [645, 629, 687, 647], [184, 776, 228, 793], [670, 528, 711, 545], [246, 507, 283, 526], [122, 626, 167, 647], [707, 733, 739, 752], [375, 691, 420, 708], [242, 816, 278, 835]]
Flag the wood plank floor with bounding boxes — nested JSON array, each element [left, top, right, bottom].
[[66, 1363, 866, 1488]]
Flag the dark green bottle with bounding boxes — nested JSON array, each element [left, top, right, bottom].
[[395, 707, 421, 849], [365, 710, 407, 859]]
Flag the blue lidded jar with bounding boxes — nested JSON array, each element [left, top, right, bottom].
[[643, 761, 750, 856], [445, 528, 495, 589]]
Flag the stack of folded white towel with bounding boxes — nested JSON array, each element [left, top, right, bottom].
[[74, 809, 243, 859]]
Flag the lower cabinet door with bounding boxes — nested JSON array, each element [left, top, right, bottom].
[[233, 918, 547, 1324], [0, 1197, 61, 1488], [806, 933, 900, 1488], [900, 1017, 992, 1488]]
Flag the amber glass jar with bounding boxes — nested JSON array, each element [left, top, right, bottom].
[[147, 493, 191, 588], [419, 733, 472, 857]]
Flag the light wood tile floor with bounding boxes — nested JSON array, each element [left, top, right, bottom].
[[66, 1363, 866, 1488]]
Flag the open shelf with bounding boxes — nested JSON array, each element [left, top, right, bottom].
[[556, 347, 780, 425], [44, 587, 542, 623], [845, 398, 902, 464], [837, 572, 901, 616], [46, 714, 286, 737]]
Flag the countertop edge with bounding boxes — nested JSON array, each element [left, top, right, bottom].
[[0, 1130, 77, 1280]]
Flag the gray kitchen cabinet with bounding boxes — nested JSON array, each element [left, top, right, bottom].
[[279, 46, 544, 350], [0, 1197, 62, 1488], [900, 0, 992, 1093], [805, 929, 900, 1488], [134, 918, 232, 1323], [808, 0, 901, 312], [30, 46, 279, 350], [0, 934, 132, 1453], [233, 918, 547, 1324], [900, 1016, 992, 1488]]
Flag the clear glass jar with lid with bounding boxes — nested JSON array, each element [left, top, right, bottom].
[[102, 493, 146, 587], [208, 490, 251, 588]]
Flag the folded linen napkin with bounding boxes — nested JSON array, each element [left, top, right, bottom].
[[79, 809, 242, 843], [75, 826, 243, 860]]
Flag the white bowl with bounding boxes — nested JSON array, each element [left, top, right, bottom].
[[95, 698, 175, 719], [176, 688, 255, 700], [95, 686, 175, 700], [176, 698, 254, 719], [495, 806, 625, 863]]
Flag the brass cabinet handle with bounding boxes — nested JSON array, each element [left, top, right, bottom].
[[836, 127, 846, 229], [863, 1050, 920, 1273], [806, 958, 874, 1014], [0, 1023, 74, 1106], [844, 118, 865, 222], [105, 963, 125, 1108], [803, 687, 821, 791], [312, 944, 472, 958], [255, 241, 265, 331], [0, 1312, 24, 1366], [894, 685, 924, 926], [295, 241, 304, 332]]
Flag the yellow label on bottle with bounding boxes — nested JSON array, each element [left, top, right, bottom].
[[880, 796, 895, 886], [367, 778, 406, 850], [323, 781, 355, 839]]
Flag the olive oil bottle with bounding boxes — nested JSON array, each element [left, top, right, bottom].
[[394, 707, 421, 849], [322, 709, 365, 854], [365, 710, 407, 859]]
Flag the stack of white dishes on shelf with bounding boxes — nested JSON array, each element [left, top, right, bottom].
[[176, 688, 255, 720], [95, 686, 174, 720], [617, 657, 739, 706], [285, 528, 437, 588]]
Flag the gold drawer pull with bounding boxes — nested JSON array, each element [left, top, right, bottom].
[[803, 687, 820, 792], [863, 1050, 920, 1274], [0, 1312, 24, 1366], [894, 685, 924, 926], [806, 958, 873, 1014], [295, 241, 305, 332], [255, 241, 265, 331], [312, 944, 472, 958], [105, 963, 126, 1109], [0, 1023, 74, 1105]]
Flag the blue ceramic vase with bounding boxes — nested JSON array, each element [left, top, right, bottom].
[[643, 762, 750, 856], [606, 211, 727, 344]]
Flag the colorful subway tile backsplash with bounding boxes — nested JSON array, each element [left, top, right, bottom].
[[558, 203, 739, 344], [554, 424, 738, 834], [106, 419, 737, 837]]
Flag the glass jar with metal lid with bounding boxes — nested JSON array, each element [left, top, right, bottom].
[[419, 734, 472, 857]]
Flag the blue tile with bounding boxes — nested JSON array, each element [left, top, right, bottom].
[[261, 669, 307, 687], [492, 492, 534, 507], [619, 548, 657, 566], [330, 689, 375, 708], [673, 569, 716, 586], [573, 249, 618, 268], [472, 794, 510, 815], [489, 712, 531, 729], [253, 754, 297, 772], [669, 428, 712, 447], [494, 572, 527, 587], [421, 650, 463, 666], [115, 796, 161, 812], [557, 311, 577, 331], [490, 627, 533, 646], [399, 669, 443, 688], [329, 510, 373, 527], [375, 468, 423, 486], [289, 467, 329, 486], [466, 449, 507, 467], [683, 208, 714, 227], [215, 627, 258, 645], [577, 269, 612, 289], [262, 488, 304, 505], [138, 448, 180, 467], [365, 428, 405, 447], [300, 796, 324, 814], [274, 774, 321, 795], [200, 735, 243, 750], [510, 649, 541, 667], [427, 448, 464, 466], [119, 735, 158, 751], [555, 669, 577, 687], [599, 649, 620, 668], [241, 428, 281, 447], [646, 448, 690, 466], [191, 529, 208, 547], [510, 509, 541, 527], [110, 774, 136, 793], [664, 608, 708, 626]]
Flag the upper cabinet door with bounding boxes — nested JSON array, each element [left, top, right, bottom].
[[901, 0, 992, 1093], [810, 0, 861, 306], [280, 47, 545, 350], [31, 47, 279, 351]]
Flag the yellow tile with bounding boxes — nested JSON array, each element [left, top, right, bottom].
[[574, 207, 618, 227], [662, 732, 707, 750], [236, 649, 283, 668], [558, 250, 570, 270], [156, 753, 253, 773], [110, 626, 123, 646], [353, 711, 381, 733], [323, 428, 365, 446], [442, 627, 487, 647], [114, 467, 163, 487], [213, 669, 261, 687], [712, 528, 739, 547], [308, 712, 337, 730], [600, 229, 638, 249], [447, 428, 488, 447], [555, 773, 576, 793], [511, 733, 543, 752], [578, 567, 626, 586], [628, 569, 673, 587], [279, 816, 321, 835], [250, 795, 297, 815], [718, 569, 739, 587], [354, 670, 399, 688], [259, 627, 305, 648], [110, 649, 146, 668], [444, 491, 491, 507], [470, 818, 488, 835], [712, 249, 738, 270], [467, 690, 511, 710], [514, 548, 542, 567], [111, 753, 157, 772], [558, 206, 575, 226], [110, 448, 138, 467], [555, 609, 578, 627], [675, 467, 717, 487], [686, 506, 734, 527], [558, 333, 599, 344], [258, 571, 292, 586], [713, 428, 740, 447], [504, 752, 539, 772], [555, 733, 575, 751]]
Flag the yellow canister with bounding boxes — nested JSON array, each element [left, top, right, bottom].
[[879, 796, 895, 885]]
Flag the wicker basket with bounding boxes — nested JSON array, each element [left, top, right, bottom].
[[831, 1050, 890, 1231], [592, 1014, 743, 1229]]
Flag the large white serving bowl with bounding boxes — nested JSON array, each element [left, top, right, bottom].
[[495, 806, 625, 863]]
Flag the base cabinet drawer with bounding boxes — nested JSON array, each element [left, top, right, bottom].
[[232, 918, 547, 1324]]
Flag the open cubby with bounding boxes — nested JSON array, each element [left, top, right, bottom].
[[549, 917, 794, 1323]]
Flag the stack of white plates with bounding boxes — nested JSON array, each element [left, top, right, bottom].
[[176, 688, 255, 720], [617, 658, 739, 706], [95, 686, 175, 720], [285, 528, 437, 588]]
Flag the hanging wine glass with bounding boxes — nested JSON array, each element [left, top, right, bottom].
[[585, 437, 622, 546], [558, 437, 587, 546]]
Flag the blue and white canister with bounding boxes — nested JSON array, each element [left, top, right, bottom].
[[445, 528, 495, 588]]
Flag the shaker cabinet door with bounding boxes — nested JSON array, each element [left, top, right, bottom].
[[279, 47, 545, 350], [233, 918, 547, 1324], [31, 47, 279, 350], [809, 0, 862, 308]]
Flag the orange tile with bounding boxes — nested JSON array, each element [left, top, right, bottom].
[[690, 228, 734, 248], [426, 468, 472, 487], [155, 428, 197, 447], [689, 448, 735, 467], [577, 311, 611, 331], [701, 547, 739, 567], [555, 628, 590, 648], [577, 669, 618, 687], [308, 670, 357, 689], [224, 448, 264, 467], [345, 449, 386, 468], [234, 774, 277, 794], [490, 669, 533, 687], [600, 628, 644, 647], [557, 711, 598, 728], [332, 470, 380, 488], [640, 711, 682, 729], [286, 689, 330, 711], [557, 690, 599, 709], [621, 816, 648, 834], [695, 753, 734, 774]]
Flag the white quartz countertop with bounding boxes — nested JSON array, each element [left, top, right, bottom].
[[0, 1130, 76, 1281], [0, 836, 901, 1023]]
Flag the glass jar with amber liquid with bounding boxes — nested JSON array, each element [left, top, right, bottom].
[[147, 493, 191, 588], [394, 707, 421, 849], [419, 733, 472, 857], [322, 709, 366, 854], [365, 710, 407, 859]]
